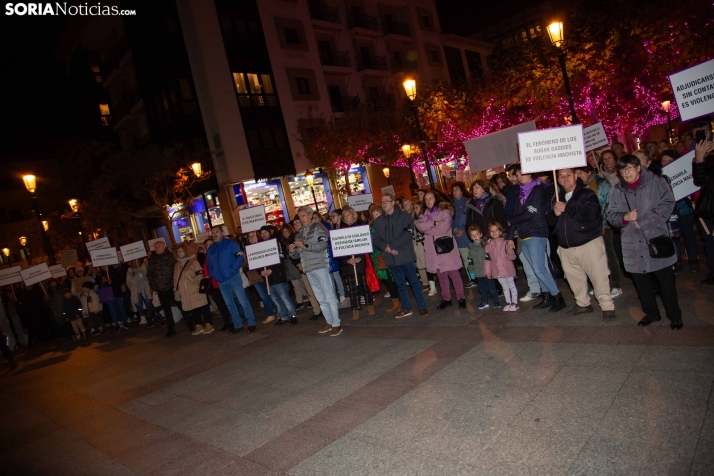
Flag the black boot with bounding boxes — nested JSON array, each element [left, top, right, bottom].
[[458, 299, 466, 309], [549, 293, 566, 313], [437, 299, 453, 310], [532, 293, 552, 309]]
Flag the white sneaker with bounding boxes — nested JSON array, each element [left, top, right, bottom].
[[519, 293, 540, 302], [139, 316, 147, 325], [384, 292, 390, 298], [339, 296, 347, 303], [503, 304, 512, 311], [610, 288, 623, 298]]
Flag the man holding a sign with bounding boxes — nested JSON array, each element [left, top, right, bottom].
[[290, 206, 342, 336]]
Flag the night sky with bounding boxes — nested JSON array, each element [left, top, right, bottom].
[[0, 0, 534, 164]]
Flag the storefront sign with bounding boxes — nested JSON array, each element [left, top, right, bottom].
[[669, 58, 714, 122], [147, 237, 167, 252], [85, 236, 111, 252], [347, 193, 373, 212], [60, 249, 78, 267], [518, 124, 586, 174], [330, 225, 373, 258], [120, 241, 148, 262], [49, 264, 67, 279], [380, 185, 395, 197], [20, 263, 52, 286], [90, 248, 119, 267], [245, 238, 281, 270], [464, 121, 536, 172], [663, 151, 700, 201], [0, 267, 23, 286], [239, 205, 267, 233], [583, 122, 609, 152]]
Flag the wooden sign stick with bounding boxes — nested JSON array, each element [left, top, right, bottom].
[[552, 169, 560, 201], [264, 267, 270, 295]]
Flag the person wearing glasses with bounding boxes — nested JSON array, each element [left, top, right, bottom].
[[605, 154, 682, 329]]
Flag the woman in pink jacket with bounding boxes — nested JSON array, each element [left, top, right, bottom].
[[416, 190, 466, 310]]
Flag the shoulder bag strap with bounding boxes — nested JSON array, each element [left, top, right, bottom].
[[623, 193, 650, 245], [175, 260, 191, 290]]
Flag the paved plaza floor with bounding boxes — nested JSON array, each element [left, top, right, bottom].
[[1, 268, 713, 475]]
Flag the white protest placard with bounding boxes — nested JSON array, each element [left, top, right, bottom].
[[85, 236, 111, 252], [381, 185, 395, 197], [245, 238, 281, 270], [239, 205, 267, 233], [89, 247, 119, 267], [583, 122, 609, 152], [347, 193, 373, 212], [120, 241, 148, 262], [147, 237, 167, 252], [20, 263, 52, 286], [663, 151, 699, 201], [0, 267, 23, 286], [464, 121, 536, 172], [330, 225, 373, 258], [60, 249, 78, 267], [196, 232, 211, 244], [669, 58, 714, 122], [49, 264, 67, 279], [518, 124, 587, 175]]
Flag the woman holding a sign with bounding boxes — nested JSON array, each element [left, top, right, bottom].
[[336, 206, 374, 320], [173, 242, 214, 335], [606, 154, 683, 329], [416, 191, 466, 310]]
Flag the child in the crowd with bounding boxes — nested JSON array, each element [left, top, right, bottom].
[[63, 288, 86, 339], [81, 281, 106, 335], [484, 222, 519, 311], [467, 226, 500, 310]]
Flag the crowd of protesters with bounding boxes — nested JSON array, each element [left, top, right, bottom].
[[1, 117, 712, 363]]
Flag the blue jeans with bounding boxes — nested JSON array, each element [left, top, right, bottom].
[[332, 271, 345, 299], [679, 213, 699, 264], [106, 297, 127, 325], [217, 274, 255, 328], [253, 282, 276, 317], [476, 277, 499, 304], [271, 282, 296, 320], [306, 267, 340, 327], [389, 261, 427, 311], [134, 292, 154, 324], [520, 237, 560, 296]]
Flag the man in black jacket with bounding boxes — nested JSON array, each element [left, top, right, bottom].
[[147, 240, 177, 337], [549, 169, 615, 320], [692, 116, 714, 285]]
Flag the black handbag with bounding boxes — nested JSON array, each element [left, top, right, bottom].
[[625, 195, 675, 259], [198, 277, 213, 294], [433, 236, 454, 255]]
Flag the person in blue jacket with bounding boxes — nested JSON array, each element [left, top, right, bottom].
[[206, 225, 256, 334]]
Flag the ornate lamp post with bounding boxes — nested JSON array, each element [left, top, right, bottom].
[[304, 170, 319, 211], [382, 166, 391, 185], [547, 21, 579, 125], [2, 247, 10, 265], [661, 101, 672, 144], [403, 79, 436, 189], [22, 175, 56, 265]]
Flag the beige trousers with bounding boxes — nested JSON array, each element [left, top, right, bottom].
[[557, 237, 614, 311], [301, 274, 321, 315]]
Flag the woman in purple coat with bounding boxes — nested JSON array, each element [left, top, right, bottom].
[[416, 190, 466, 310]]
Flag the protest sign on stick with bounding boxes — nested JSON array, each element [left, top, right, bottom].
[[120, 241, 148, 263], [90, 248, 119, 267], [239, 205, 267, 233], [669, 58, 714, 122], [347, 193, 373, 212], [20, 263, 52, 290], [85, 236, 111, 252], [245, 239, 281, 295], [330, 226, 374, 282]]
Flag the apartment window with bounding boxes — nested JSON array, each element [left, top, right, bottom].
[[465, 50, 484, 79], [295, 77, 310, 94], [88, 57, 102, 82], [233, 73, 248, 93], [232, 72, 278, 107], [425, 44, 442, 65], [422, 15, 431, 27], [393, 51, 403, 68], [99, 103, 111, 116], [430, 50, 440, 63], [261, 74, 274, 93], [417, 8, 435, 31], [284, 27, 299, 44]]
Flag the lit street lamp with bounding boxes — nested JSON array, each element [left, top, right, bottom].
[[382, 166, 391, 186], [191, 162, 202, 177], [661, 100, 672, 143], [304, 170, 319, 212], [22, 174, 56, 265], [2, 247, 10, 265], [403, 79, 436, 190], [189, 162, 214, 229], [547, 22, 579, 125]]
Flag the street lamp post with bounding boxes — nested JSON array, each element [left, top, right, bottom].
[[2, 247, 10, 265], [190, 162, 213, 229], [547, 22, 579, 125], [22, 175, 56, 265], [403, 79, 437, 190], [661, 101, 672, 143], [304, 170, 319, 212], [382, 166, 391, 186]]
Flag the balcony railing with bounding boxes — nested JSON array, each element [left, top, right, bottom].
[[308, 3, 340, 23], [235, 93, 279, 108], [390, 60, 418, 74], [356, 54, 388, 72], [382, 20, 409, 37], [330, 95, 360, 113], [320, 49, 351, 67], [346, 12, 379, 31]]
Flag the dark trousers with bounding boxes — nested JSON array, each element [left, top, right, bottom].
[[699, 217, 714, 276], [603, 228, 622, 288], [476, 277, 499, 304], [346, 274, 373, 310], [631, 267, 682, 321], [190, 304, 213, 327], [679, 213, 699, 264], [381, 278, 398, 297], [157, 290, 175, 331], [0, 338, 13, 363], [210, 289, 232, 328]]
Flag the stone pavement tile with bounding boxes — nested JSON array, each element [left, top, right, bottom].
[[0, 404, 50, 440], [691, 384, 714, 475], [634, 345, 714, 376], [259, 392, 336, 427], [649, 326, 714, 347], [0, 421, 63, 454], [244, 425, 334, 472], [300, 399, 391, 440], [143, 442, 237, 476], [287, 436, 396, 476], [369, 449, 479, 476], [213, 457, 282, 476], [202, 411, 295, 456], [585, 325, 658, 346], [114, 432, 198, 474], [564, 343, 646, 370]]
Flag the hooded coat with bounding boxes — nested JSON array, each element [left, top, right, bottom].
[[174, 256, 208, 312], [415, 203, 463, 273], [605, 167, 677, 274]]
